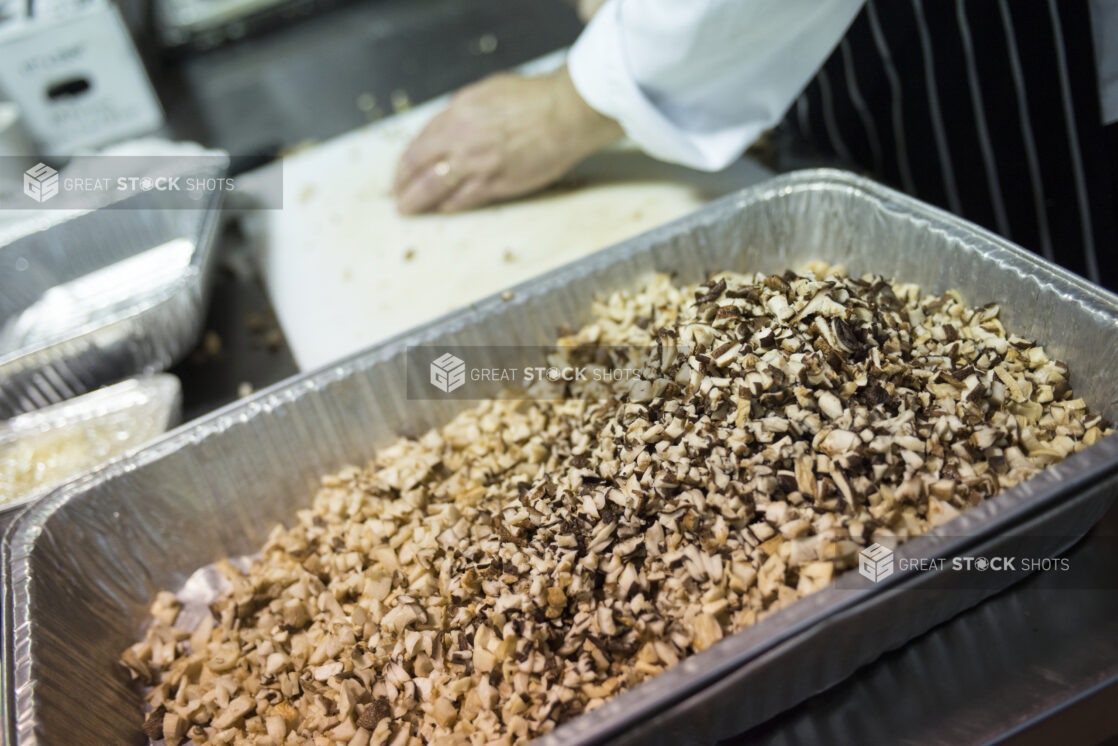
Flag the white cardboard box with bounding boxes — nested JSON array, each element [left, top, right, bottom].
[[0, 2, 163, 154]]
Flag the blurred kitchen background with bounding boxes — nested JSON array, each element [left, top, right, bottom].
[[2, 0, 593, 419]]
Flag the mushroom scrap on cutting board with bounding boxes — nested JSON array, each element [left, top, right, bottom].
[[243, 52, 772, 370]]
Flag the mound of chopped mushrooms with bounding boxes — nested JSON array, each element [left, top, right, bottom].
[[123, 265, 1111, 745]]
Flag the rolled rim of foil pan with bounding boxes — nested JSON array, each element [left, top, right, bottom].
[[0, 374, 182, 520], [0, 155, 228, 418], [2, 169, 1118, 745]]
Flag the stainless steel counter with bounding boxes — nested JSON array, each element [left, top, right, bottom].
[[156, 0, 584, 156]]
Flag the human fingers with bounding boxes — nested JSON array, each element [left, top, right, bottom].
[[436, 178, 494, 213], [396, 159, 464, 214], [394, 115, 455, 197]]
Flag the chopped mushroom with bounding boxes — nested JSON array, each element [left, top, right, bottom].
[[817, 391, 844, 420], [122, 266, 1110, 745]]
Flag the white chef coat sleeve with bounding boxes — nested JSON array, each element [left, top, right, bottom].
[[567, 0, 866, 171]]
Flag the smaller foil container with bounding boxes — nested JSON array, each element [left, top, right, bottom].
[[0, 374, 181, 525], [0, 158, 226, 419]]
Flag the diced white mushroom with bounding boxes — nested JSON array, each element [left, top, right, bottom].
[[817, 391, 844, 420]]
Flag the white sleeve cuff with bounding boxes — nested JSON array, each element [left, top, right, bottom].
[[568, 0, 864, 172], [568, 0, 757, 171]]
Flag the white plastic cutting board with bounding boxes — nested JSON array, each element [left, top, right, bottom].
[[244, 52, 772, 370]]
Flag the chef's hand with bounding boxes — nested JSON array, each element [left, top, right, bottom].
[[394, 66, 622, 214]]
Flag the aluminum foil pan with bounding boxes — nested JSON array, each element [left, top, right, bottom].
[[0, 160, 226, 419], [4, 170, 1118, 745], [0, 374, 181, 530]]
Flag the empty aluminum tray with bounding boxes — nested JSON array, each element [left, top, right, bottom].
[[0, 161, 226, 419]]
